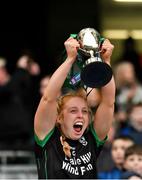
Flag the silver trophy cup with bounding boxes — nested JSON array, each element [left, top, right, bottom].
[[77, 28, 112, 88]]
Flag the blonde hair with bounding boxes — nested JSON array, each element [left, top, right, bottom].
[[57, 88, 88, 115]]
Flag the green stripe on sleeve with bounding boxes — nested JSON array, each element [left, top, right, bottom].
[[89, 123, 107, 147], [34, 128, 55, 147]]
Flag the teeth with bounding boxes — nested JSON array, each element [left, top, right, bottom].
[[75, 122, 83, 126]]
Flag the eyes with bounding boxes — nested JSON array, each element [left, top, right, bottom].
[[112, 146, 126, 151], [127, 156, 142, 162], [69, 108, 89, 114]]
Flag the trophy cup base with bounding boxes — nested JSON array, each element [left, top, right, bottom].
[[81, 61, 113, 88]]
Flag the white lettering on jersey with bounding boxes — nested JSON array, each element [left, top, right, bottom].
[[62, 151, 93, 176]]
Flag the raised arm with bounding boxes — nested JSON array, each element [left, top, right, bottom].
[[93, 39, 116, 140], [34, 38, 80, 140]]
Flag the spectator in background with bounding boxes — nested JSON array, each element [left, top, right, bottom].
[[39, 74, 62, 99], [121, 144, 142, 179], [0, 57, 32, 149], [114, 61, 142, 123], [0, 54, 40, 150], [0, 57, 10, 85], [98, 135, 134, 179], [117, 102, 142, 145], [17, 50, 41, 116], [119, 36, 142, 83], [39, 75, 51, 96]]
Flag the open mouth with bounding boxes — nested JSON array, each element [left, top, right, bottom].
[[73, 122, 83, 133]]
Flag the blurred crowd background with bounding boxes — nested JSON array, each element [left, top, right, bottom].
[[0, 0, 142, 179]]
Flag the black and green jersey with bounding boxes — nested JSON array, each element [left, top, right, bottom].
[[34, 123, 107, 179]]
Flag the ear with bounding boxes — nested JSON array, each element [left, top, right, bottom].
[[57, 116, 61, 123], [57, 113, 63, 123]]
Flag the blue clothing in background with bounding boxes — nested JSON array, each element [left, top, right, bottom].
[[98, 167, 122, 179], [117, 124, 142, 145]]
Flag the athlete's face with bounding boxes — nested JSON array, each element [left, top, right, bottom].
[[111, 139, 134, 168], [57, 97, 90, 140]]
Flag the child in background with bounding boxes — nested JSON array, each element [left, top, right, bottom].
[[98, 135, 134, 179], [121, 144, 142, 178]]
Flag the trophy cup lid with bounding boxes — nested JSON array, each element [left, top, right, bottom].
[[77, 28, 101, 54]]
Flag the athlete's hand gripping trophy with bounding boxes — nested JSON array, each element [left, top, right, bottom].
[[64, 27, 113, 91]]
